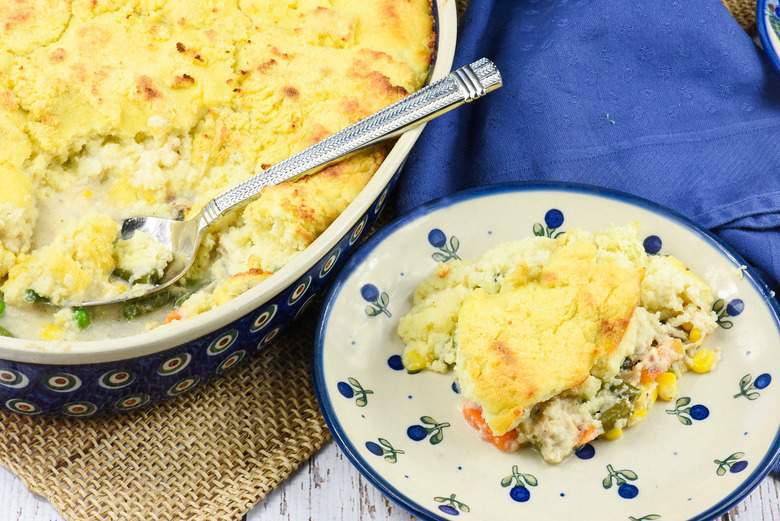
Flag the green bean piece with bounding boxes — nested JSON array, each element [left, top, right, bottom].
[[0, 298, 5, 318], [23, 289, 50, 304], [122, 290, 175, 320], [0, 326, 14, 337], [73, 307, 91, 329], [113, 268, 163, 285], [599, 399, 631, 431], [112, 268, 133, 282]]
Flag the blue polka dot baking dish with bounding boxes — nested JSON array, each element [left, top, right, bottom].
[[314, 182, 780, 521], [0, 1, 457, 418]]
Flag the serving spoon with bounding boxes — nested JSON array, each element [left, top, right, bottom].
[[70, 58, 502, 307]]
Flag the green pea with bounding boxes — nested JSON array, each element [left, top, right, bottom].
[[73, 307, 91, 329], [24, 289, 50, 304]]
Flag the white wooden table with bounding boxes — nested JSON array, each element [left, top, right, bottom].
[[1, 441, 777, 520]]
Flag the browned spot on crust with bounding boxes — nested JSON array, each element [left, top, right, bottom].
[[4, 8, 30, 30], [205, 29, 217, 41], [194, 53, 204, 62], [270, 46, 293, 60], [307, 123, 330, 144], [352, 66, 408, 98], [257, 59, 276, 73], [490, 340, 518, 366], [176, 42, 186, 53], [260, 163, 271, 170], [294, 204, 315, 222], [382, 0, 399, 21], [71, 63, 87, 82], [136, 75, 161, 100], [282, 86, 299, 98], [237, 268, 272, 278], [172, 74, 195, 89], [50, 48, 66, 62]]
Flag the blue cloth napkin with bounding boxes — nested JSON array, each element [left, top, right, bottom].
[[397, 1, 780, 472]]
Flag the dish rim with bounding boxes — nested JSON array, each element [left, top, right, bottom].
[[757, 0, 780, 75], [0, 0, 457, 364], [314, 181, 780, 521]]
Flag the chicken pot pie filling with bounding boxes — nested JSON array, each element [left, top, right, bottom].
[[397, 225, 720, 463], [0, 0, 434, 341]]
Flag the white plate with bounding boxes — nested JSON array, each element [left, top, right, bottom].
[[314, 183, 780, 521]]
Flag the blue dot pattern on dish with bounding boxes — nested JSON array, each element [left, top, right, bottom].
[[337, 381, 354, 398], [365, 441, 383, 456], [730, 460, 749, 473], [575, 443, 595, 459], [360, 284, 380, 302], [690, 404, 710, 420], [438, 505, 458, 516], [643, 235, 662, 254], [618, 483, 639, 499], [727, 299, 745, 317], [428, 228, 447, 248], [544, 209, 564, 228], [755, 373, 772, 389], [451, 381, 460, 394], [510, 486, 530, 502], [387, 355, 404, 371], [407, 425, 427, 441]]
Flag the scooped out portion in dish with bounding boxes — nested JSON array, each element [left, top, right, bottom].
[[0, 0, 434, 341], [398, 225, 720, 463]]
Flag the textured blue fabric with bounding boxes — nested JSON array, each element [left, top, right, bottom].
[[396, 0, 780, 472], [398, 0, 780, 289]]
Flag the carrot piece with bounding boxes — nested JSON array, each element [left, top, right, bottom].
[[164, 310, 182, 324], [462, 406, 518, 452], [577, 424, 598, 445]]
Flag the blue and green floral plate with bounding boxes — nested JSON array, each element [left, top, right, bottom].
[[758, 0, 780, 74], [314, 183, 780, 521]]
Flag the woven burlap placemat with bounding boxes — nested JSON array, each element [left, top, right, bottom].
[[0, 1, 758, 520]]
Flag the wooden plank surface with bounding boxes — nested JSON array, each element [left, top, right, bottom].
[[2, 441, 776, 520]]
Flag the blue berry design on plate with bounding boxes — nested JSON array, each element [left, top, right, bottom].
[[407, 416, 451, 445], [500, 465, 538, 503], [602, 464, 640, 499], [433, 494, 470, 516], [734, 373, 771, 400], [428, 228, 461, 263], [361, 284, 391, 318], [336, 377, 374, 407], [665, 397, 709, 425], [714, 452, 748, 475], [451, 381, 460, 394], [387, 355, 404, 371], [712, 298, 743, 329], [629, 516, 661, 521], [642, 235, 662, 255], [575, 443, 596, 459], [533, 209, 565, 238], [364, 438, 405, 463]]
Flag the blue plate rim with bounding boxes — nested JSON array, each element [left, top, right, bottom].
[[313, 180, 780, 521], [757, 0, 780, 76]]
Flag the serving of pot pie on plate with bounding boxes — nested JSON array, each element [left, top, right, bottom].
[[399, 225, 720, 463]]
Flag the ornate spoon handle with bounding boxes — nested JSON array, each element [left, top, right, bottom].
[[201, 58, 502, 227]]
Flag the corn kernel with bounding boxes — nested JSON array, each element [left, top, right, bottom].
[[648, 385, 658, 406], [83, 189, 93, 199], [672, 338, 683, 354], [690, 348, 716, 374], [40, 323, 64, 341], [402, 350, 428, 372], [681, 322, 693, 332], [688, 327, 702, 343], [657, 372, 678, 401], [631, 407, 647, 421], [604, 427, 623, 441]]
